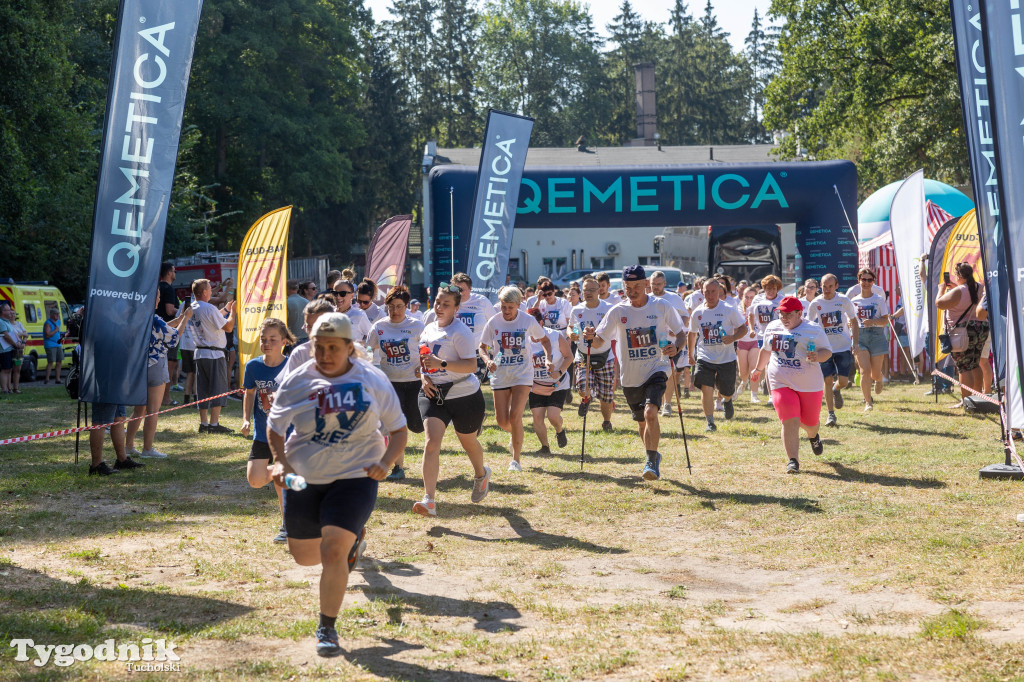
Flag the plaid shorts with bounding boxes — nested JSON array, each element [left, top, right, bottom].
[[576, 362, 616, 403]]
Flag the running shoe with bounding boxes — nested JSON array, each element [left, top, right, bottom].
[[170, 384, 185, 392], [723, 400, 734, 420], [198, 424, 210, 434], [660, 404, 671, 416], [601, 421, 613, 432], [714, 399, 724, 412], [642, 452, 661, 481], [113, 456, 144, 471], [508, 460, 522, 472], [537, 445, 552, 455], [273, 527, 287, 544], [833, 388, 844, 409], [556, 429, 568, 448], [864, 403, 873, 412], [786, 458, 799, 474], [825, 412, 837, 428], [126, 446, 143, 457], [385, 466, 406, 481], [348, 527, 366, 570], [705, 420, 717, 433], [314, 625, 342, 657], [809, 434, 824, 456], [412, 497, 437, 517], [471, 466, 492, 503], [750, 393, 760, 403], [88, 462, 120, 476], [683, 388, 690, 399], [578, 399, 590, 417], [207, 423, 233, 434], [140, 448, 168, 459]]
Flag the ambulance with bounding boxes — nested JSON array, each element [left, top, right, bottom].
[[0, 280, 76, 381]]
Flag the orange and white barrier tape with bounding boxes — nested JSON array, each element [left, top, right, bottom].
[[0, 389, 244, 446]]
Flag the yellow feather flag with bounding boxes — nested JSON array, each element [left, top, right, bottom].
[[934, 210, 982, 363], [237, 206, 291, 384]]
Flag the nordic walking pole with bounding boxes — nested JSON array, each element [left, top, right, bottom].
[[670, 359, 692, 474], [888, 317, 920, 384], [580, 338, 592, 470]]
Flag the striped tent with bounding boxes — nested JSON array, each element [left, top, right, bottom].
[[858, 201, 953, 373]]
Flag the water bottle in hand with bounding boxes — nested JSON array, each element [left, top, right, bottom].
[[420, 344, 436, 373], [284, 473, 307, 491]]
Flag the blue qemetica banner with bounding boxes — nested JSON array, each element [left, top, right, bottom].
[[980, 0, 1024, 394], [80, 0, 204, 405], [951, 0, 1007, 377], [465, 110, 535, 301]]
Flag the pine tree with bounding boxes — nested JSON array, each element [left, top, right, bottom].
[[744, 9, 781, 143]]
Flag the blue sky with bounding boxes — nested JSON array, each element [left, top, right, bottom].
[[363, 0, 778, 53]]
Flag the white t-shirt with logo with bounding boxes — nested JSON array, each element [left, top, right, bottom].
[[341, 306, 372, 343], [368, 316, 425, 383], [479, 310, 545, 389], [595, 296, 684, 387], [530, 327, 570, 391], [806, 294, 858, 353], [282, 340, 314, 379], [419, 318, 481, 400], [685, 290, 705, 313], [849, 291, 890, 327], [538, 296, 573, 331], [189, 299, 227, 360], [570, 299, 614, 365], [762, 319, 833, 393], [422, 293, 491, 346], [688, 300, 746, 364], [748, 292, 784, 339], [267, 357, 406, 484]]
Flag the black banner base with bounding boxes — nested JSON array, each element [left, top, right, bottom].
[[979, 463, 1024, 480]]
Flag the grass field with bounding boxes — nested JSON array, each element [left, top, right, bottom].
[[2, 381, 1024, 680]]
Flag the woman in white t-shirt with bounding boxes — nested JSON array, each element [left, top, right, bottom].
[[479, 286, 550, 471], [368, 285, 425, 480], [750, 297, 832, 474], [527, 309, 573, 457], [850, 268, 891, 411], [745, 274, 785, 402], [267, 313, 408, 658], [415, 285, 493, 517]]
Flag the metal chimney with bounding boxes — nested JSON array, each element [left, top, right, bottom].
[[631, 63, 657, 147]]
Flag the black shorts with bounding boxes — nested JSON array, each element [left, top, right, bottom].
[[196, 357, 228, 408], [248, 439, 273, 462], [418, 388, 486, 434], [166, 344, 179, 363], [180, 349, 195, 373], [283, 476, 378, 539], [529, 388, 568, 409], [0, 350, 12, 371], [391, 380, 424, 434], [622, 372, 668, 421], [693, 360, 738, 397]]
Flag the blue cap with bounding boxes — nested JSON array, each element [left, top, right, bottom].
[[622, 265, 646, 282]]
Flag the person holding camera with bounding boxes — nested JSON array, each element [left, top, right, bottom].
[[935, 262, 989, 408]]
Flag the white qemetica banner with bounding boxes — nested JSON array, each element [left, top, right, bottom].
[[1006, 296, 1024, 429], [888, 169, 928, 357]]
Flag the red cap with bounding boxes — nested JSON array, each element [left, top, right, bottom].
[[777, 296, 803, 313]]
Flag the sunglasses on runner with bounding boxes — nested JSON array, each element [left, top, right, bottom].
[[336, 290, 353, 297], [859, 277, 874, 282], [357, 297, 372, 306], [440, 284, 460, 294]]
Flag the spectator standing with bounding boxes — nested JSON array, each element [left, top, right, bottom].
[[10, 308, 28, 392], [42, 307, 64, 385], [157, 262, 181, 404], [0, 302, 20, 394], [287, 280, 309, 344], [126, 302, 193, 458], [189, 279, 235, 433], [936, 262, 989, 408]]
